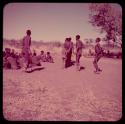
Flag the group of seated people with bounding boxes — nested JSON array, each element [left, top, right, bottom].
[[3, 48, 54, 70]]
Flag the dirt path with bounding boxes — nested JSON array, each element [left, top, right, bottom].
[[3, 57, 122, 121]]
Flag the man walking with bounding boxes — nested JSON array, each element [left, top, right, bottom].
[[93, 37, 103, 73]]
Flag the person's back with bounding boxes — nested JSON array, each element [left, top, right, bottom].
[[32, 54, 41, 66], [64, 40, 70, 52], [7, 55, 18, 69], [18, 55, 25, 68]]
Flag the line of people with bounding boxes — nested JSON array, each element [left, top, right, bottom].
[[3, 29, 104, 73]]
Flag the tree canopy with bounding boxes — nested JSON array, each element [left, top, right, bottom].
[[89, 3, 122, 47]]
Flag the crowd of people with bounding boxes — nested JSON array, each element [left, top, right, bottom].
[[62, 35, 103, 72], [3, 29, 104, 73], [3, 48, 54, 70], [62, 35, 85, 71]]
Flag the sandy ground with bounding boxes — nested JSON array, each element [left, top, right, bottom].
[[3, 56, 122, 121]]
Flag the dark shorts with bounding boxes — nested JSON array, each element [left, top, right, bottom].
[[94, 54, 102, 62]]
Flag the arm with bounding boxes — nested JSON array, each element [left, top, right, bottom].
[[29, 37, 31, 46]]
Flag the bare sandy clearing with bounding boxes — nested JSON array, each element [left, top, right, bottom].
[[3, 57, 122, 121]]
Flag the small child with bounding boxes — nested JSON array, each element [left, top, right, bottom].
[[40, 51, 46, 62], [46, 52, 54, 63]]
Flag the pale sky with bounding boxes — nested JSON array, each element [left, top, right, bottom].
[[3, 3, 121, 42]]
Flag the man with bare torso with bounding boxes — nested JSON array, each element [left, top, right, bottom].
[[22, 30, 31, 70], [76, 35, 84, 71], [93, 37, 103, 73]]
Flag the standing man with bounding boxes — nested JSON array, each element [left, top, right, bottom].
[[64, 37, 74, 68], [22, 29, 31, 70], [76, 35, 84, 71], [93, 37, 103, 73]]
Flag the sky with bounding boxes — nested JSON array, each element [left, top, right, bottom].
[[3, 3, 122, 42]]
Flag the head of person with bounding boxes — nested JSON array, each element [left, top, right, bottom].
[[41, 50, 44, 54], [96, 37, 101, 44], [65, 38, 68, 42], [26, 29, 31, 36], [76, 35, 80, 40], [33, 52, 36, 56], [68, 37, 71, 42], [47, 52, 50, 55]]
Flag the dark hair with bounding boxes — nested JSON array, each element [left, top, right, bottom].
[[33, 52, 36, 56], [26, 30, 31, 35], [96, 37, 101, 42], [65, 38, 68, 41], [47, 52, 50, 54], [76, 35, 80, 40], [68, 37, 71, 41], [41, 50, 44, 53], [5, 48, 11, 53]]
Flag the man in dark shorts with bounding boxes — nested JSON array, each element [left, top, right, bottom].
[[93, 37, 103, 73], [21, 29, 31, 70], [76, 35, 84, 71]]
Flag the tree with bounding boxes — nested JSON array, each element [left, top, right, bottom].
[[89, 3, 122, 47]]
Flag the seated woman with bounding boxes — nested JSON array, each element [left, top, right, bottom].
[[31, 53, 41, 66], [7, 54, 19, 69], [40, 50, 47, 62], [46, 52, 54, 63]]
